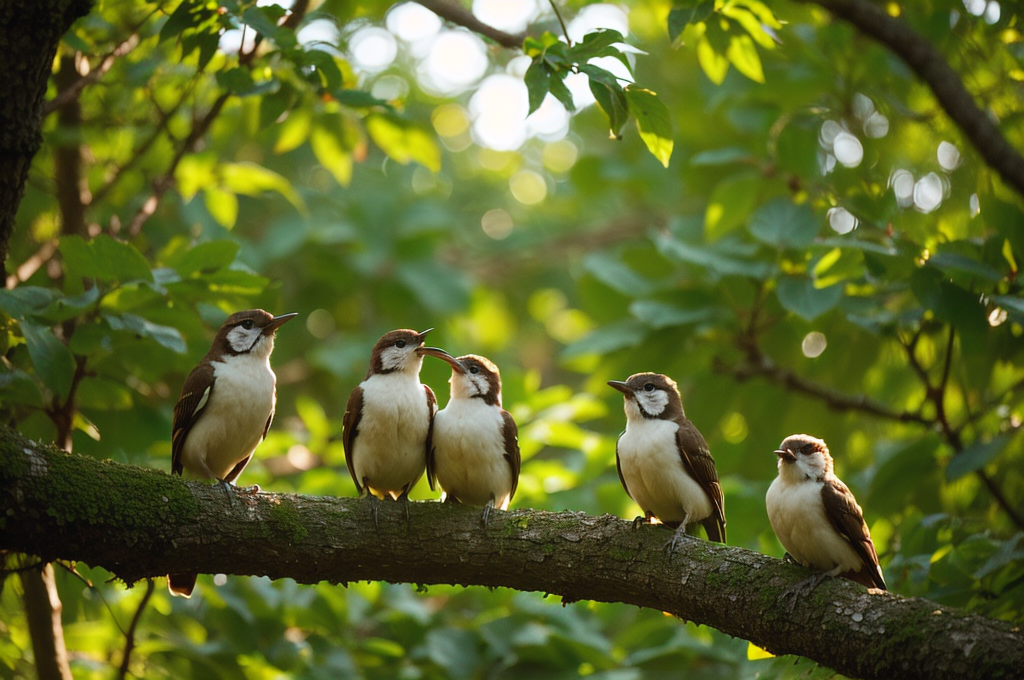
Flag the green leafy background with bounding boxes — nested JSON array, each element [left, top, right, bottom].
[[3, 0, 1024, 678]]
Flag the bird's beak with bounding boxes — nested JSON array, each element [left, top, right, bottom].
[[417, 346, 466, 374], [416, 328, 434, 344], [774, 448, 797, 463], [264, 312, 298, 334], [607, 380, 632, 396]]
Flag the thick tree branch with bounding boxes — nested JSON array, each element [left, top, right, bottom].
[[19, 563, 73, 680], [2, 428, 1022, 680], [413, 0, 524, 49], [802, 0, 1024, 198]]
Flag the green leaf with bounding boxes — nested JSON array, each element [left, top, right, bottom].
[[0, 287, 56, 319], [705, 173, 761, 240], [204, 187, 239, 229], [425, 629, 480, 680], [946, 435, 1009, 482], [220, 162, 307, 214], [59, 235, 103, 279], [160, 1, 200, 43], [365, 115, 441, 172], [259, 84, 294, 129], [216, 67, 257, 95], [776, 276, 843, 321], [569, 29, 626, 63], [624, 87, 673, 168], [580, 65, 629, 137], [655, 232, 774, 279], [396, 260, 470, 313], [0, 368, 45, 408], [928, 252, 1003, 282], [241, 6, 297, 49], [311, 121, 354, 187], [582, 252, 658, 297], [547, 75, 576, 112], [696, 32, 729, 84], [524, 59, 552, 115], [95, 235, 154, 283], [726, 34, 764, 83], [690, 147, 753, 166], [629, 301, 714, 329], [21, 320, 76, 399], [748, 198, 819, 249], [104, 313, 188, 354], [561, 320, 646, 360], [170, 240, 240, 277], [45, 287, 101, 323], [668, 1, 715, 44]]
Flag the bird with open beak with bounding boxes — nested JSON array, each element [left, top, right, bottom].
[[343, 329, 454, 525], [608, 373, 726, 553], [422, 352, 520, 528], [168, 308, 297, 597], [766, 434, 886, 591]]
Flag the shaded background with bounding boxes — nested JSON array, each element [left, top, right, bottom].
[[2, 0, 1023, 678]]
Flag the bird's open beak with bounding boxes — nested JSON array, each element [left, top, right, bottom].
[[416, 328, 434, 344], [607, 380, 632, 396], [774, 448, 797, 463], [417, 346, 466, 373], [265, 312, 298, 334]]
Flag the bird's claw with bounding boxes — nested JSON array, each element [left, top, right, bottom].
[[781, 571, 831, 610], [480, 499, 494, 529], [662, 526, 692, 558], [631, 515, 647, 531], [367, 494, 381, 531]]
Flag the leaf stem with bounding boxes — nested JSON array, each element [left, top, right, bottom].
[[548, 0, 571, 46]]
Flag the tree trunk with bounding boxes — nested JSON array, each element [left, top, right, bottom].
[[19, 564, 73, 680], [1, 427, 1021, 680], [0, 0, 91, 284]]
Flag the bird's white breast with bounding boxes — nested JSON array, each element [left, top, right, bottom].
[[180, 354, 276, 480], [433, 398, 512, 508], [765, 474, 862, 573], [617, 418, 712, 525], [353, 372, 430, 497]]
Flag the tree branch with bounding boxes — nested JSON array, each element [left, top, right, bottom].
[[802, 0, 1024, 198], [19, 563, 73, 680], [42, 32, 141, 117], [413, 0, 524, 49], [2, 428, 1022, 680]]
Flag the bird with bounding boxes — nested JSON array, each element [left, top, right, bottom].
[[342, 329, 449, 526], [425, 352, 520, 528], [168, 308, 297, 597], [766, 434, 886, 592], [607, 373, 726, 553]]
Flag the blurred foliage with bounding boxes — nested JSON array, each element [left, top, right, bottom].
[[3, 0, 1024, 678]]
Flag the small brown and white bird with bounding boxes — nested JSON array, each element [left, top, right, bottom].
[[343, 329, 446, 525], [766, 434, 886, 591], [424, 353, 520, 527], [608, 373, 726, 552], [168, 308, 296, 597]]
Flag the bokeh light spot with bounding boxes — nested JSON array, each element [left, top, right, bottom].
[[481, 208, 514, 239], [510, 170, 547, 204], [306, 309, 335, 338], [802, 331, 827, 358], [827, 207, 858, 234], [349, 27, 397, 72]]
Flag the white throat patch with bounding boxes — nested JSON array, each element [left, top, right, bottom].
[[451, 372, 491, 401], [227, 326, 267, 355], [380, 346, 420, 373], [635, 389, 669, 417]]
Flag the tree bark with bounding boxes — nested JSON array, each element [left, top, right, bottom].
[[0, 0, 92, 285], [1, 427, 1022, 680]]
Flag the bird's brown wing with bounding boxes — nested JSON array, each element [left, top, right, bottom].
[[501, 410, 521, 503], [821, 478, 887, 590], [614, 432, 631, 501], [675, 418, 726, 543], [171, 362, 215, 477], [342, 386, 364, 494], [424, 385, 439, 491]]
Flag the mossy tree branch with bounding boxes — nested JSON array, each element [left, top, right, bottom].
[[2, 427, 1022, 680]]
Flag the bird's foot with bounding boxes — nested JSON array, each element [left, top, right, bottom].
[[631, 515, 648, 531], [783, 552, 799, 566], [367, 493, 381, 530], [782, 571, 831, 610], [217, 479, 239, 508], [662, 525, 692, 558], [398, 490, 412, 529], [236, 484, 261, 495], [480, 499, 494, 529]]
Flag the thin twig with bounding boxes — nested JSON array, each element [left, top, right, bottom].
[[548, 0, 571, 45], [413, 0, 525, 49], [116, 579, 154, 680], [43, 34, 142, 116], [976, 471, 1024, 530]]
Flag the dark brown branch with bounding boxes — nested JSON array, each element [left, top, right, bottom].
[[43, 33, 141, 116], [802, 0, 1024, 198], [116, 579, 153, 680], [3, 429, 1023, 680], [717, 349, 931, 426], [414, 0, 524, 49]]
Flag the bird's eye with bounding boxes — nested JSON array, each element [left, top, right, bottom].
[[801, 444, 814, 454], [469, 366, 479, 374], [644, 383, 655, 392], [241, 320, 254, 330], [396, 339, 406, 348]]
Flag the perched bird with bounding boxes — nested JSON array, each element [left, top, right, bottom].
[[425, 352, 520, 527], [343, 329, 448, 525], [766, 434, 886, 591], [168, 308, 296, 597], [608, 373, 726, 552]]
